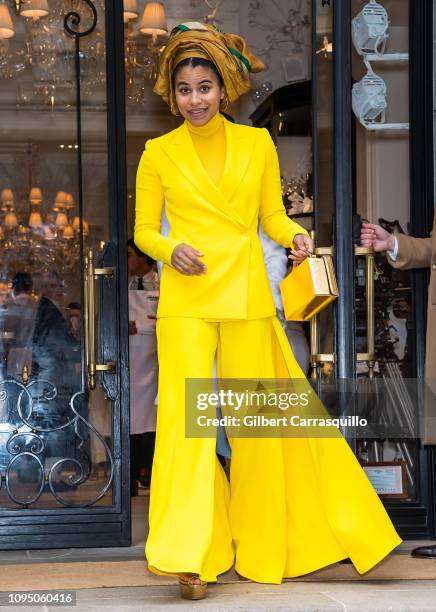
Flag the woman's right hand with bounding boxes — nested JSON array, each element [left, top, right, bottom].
[[171, 243, 207, 275]]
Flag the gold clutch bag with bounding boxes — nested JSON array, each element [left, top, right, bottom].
[[279, 255, 339, 321]]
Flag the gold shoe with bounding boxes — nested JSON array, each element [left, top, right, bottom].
[[178, 573, 207, 600]]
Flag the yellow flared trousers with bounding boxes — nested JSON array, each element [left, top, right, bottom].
[[146, 316, 401, 583]]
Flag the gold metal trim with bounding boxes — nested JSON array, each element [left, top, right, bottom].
[[20, 365, 29, 385], [309, 235, 337, 379], [310, 315, 319, 379], [94, 267, 114, 277], [95, 363, 116, 372], [354, 246, 374, 256], [314, 353, 336, 363], [315, 246, 334, 256], [84, 249, 116, 390], [357, 352, 376, 362], [355, 247, 376, 377]]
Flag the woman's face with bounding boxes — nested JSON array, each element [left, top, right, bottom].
[[174, 64, 224, 126]]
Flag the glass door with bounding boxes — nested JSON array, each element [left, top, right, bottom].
[[0, 0, 130, 547], [312, 0, 435, 538]]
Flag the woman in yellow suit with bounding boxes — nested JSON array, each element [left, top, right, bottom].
[[135, 22, 401, 600]]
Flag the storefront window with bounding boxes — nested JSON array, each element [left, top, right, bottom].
[[351, 0, 418, 502], [0, 0, 114, 509]]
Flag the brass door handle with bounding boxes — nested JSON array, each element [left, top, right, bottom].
[[309, 232, 336, 379], [355, 246, 376, 378], [84, 249, 116, 390]]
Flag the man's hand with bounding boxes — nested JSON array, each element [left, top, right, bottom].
[[129, 320, 137, 335], [171, 243, 207, 275], [289, 234, 314, 263], [361, 222, 396, 252]]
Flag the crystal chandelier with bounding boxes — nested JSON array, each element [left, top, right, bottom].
[[123, 1, 168, 106], [0, 185, 88, 276], [0, 0, 170, 107], [0, 0, 106, 107]]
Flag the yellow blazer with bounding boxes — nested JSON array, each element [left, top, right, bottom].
[[135, 116, 308, 319]]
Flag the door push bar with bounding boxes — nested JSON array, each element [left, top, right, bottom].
[[84, 249, 116, 390], [355, 246, 376, 379], [309, 240, 336, 380]]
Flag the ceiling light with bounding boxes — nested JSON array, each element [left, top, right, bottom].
[[28, 210, 43, 228], [123, 0, 139, 22], [0, 2, 15, 39], [1, 188, 14, 204], [140, 2, 167, 41], [55, 211, 68, 229], [20, 0, 49, 19], [4, 210, 18, 229], [29, 186, 42, 204]]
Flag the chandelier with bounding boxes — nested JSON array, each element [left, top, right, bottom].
[[0, 0, 171, 107], [0, 185, 89, 276], [0, 0, 106, 107], [123, 1, 168, 106], [0, 1, 238, 108]]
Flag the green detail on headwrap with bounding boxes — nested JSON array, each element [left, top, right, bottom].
[[229, 47, 252, 73], [171, 24, 190, 35], [170, 23, 252, 74]]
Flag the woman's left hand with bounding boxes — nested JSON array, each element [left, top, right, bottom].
[[289, 234, 314, 263]]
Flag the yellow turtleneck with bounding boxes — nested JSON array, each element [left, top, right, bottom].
[[186, 111, 226, 186]]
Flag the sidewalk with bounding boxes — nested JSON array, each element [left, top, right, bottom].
[[3, 580, 436, 611], [1, 498, 435, 610]]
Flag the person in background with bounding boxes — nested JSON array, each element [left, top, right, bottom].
[[0, 279, 9, 307], [361, 217, 436, 559], [0, 279, 12, 379], [5, 272, 37, 379], [31, 271, 81, 468], [65, 302, 81, 341], [32, 271, 79, 384], [259, 227, 310, 375], [127, 238, 159, 496]]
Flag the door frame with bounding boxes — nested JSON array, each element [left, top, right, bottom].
[[0, 0, 131, 549]]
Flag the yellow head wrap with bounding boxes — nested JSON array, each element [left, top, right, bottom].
[[153, 22, 265, 115]]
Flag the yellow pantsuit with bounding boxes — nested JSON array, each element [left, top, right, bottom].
[[135, 112, 401, 583], [147, 316, 401, 583]]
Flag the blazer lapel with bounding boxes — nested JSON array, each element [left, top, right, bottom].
[[161, 120, 250, 228], [219, 119, 254, 206]]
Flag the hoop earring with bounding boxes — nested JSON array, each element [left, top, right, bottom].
[[220, 94, 229, 111]]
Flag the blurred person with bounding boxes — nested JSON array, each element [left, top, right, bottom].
[[0, 279, 12, 379], [259, 227, 310, 375], [65, 301, 81, 341], [127, 239, 159, 495], [0, 280, 10, 307], [32, 271, 80, 421], [5, 272, 37, 379]]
